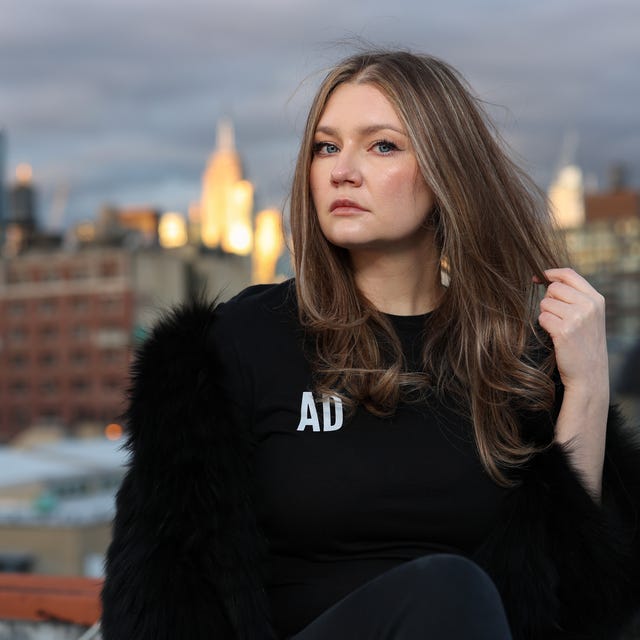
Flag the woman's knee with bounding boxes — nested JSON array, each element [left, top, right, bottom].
[[407, 554, 492, 585], [402, 554, 504, 612], [398, 555, 511, 638]]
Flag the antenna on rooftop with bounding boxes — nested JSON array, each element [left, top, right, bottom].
[[554, 129, 580, 178], [48, 182, 70, 231]]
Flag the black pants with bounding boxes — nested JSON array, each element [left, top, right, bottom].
[[291, 554, 513, 640]]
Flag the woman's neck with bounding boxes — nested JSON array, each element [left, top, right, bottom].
[[350, 248, 444, 316]]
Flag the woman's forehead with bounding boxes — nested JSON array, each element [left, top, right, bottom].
[[316, 83, 404, 131]]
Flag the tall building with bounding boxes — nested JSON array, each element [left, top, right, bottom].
[[548, 164, 585, 229], [95, 204, 160, 246], [0, 246, 191, 442], [252, 208, 285, 284], [563, 217, 640, 338], [200, 118, 253, 254], [0, 241, 251, 442], [0, 247, 136, 441], [0, 130, 6, 247], [9, 164, 37, 227], [3, 164, 38, 256]]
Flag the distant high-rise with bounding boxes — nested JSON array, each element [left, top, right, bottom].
[[2, 163, 38, 255], [9, 164, 37, 229], [0, 131, 6, 245], [200, 119, 253, 254]]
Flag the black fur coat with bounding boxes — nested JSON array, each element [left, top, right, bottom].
[[101, 301, 640, 640]]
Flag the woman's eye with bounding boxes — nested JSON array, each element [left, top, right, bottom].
[[313, 142, 339, 155], [373, 140, 398, 154]]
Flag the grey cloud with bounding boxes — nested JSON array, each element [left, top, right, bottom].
[[1, 0, 639, 225]]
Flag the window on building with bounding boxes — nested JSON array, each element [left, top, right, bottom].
[[72, 407, 94, 423], [72, 378, 90, 393], [39, 298, 57, 315], [9, 353, 28, 368], [0, 552, 33, 573], [11, 407, 30, 427], [40, 325, 59, 341], [6, 268, 22, 284], [8, 302, 25, 317], [71, 297, 90, 313], [42, 269, 58, 281], [100, 260, 119, 277], [101, 296, 123, 314], [8, 327, 27, 345], [102, 349, 123, 364], [54, 479, 89, 498], [9, 380, 29, 396], [39, 408, 60, 423], [72, 264, 90, 279], [40, 380, 58, 395], [103, 378, 121, 392], [70, 350, 89, 365], [39, 352, 58, 367], [71, 325, 89, 340]]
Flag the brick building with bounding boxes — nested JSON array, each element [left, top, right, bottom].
[[0, 249, 134, 441], [0, 244, 250, 442], [585, 189, 640, 223]]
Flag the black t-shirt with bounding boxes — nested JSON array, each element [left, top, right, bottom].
[[213, 280, 508, 638]]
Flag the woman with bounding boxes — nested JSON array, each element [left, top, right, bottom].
[[101, 50, 640, 639]]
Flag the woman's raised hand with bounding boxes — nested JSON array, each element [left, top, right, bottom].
[[537, 267, 608, 393], [536, 267, 609, 499]]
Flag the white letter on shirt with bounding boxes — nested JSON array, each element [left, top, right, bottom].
[[322, 395, 343, 432], [297, 391, 320, 431]]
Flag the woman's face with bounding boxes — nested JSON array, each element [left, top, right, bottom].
[[310, 82, 435, 258]]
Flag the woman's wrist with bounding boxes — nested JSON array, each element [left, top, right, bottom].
[[554, 383, 608, 502]]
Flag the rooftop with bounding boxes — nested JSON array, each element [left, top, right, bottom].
[[0, 437, 128, 490], [0, 435, 128, 526], [0, 573, 102, 639]]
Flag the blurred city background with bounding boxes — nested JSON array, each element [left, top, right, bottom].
[[1, 0, 639, 637]]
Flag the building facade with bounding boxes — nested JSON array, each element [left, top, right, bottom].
[[0, 248, 134, 441], [0, 244, 250, 442]]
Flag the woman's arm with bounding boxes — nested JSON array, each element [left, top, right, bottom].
[[473, 270, 640, 638], [537, 267, 609, 501]]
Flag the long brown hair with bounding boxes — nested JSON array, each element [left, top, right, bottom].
[[289, 50, 567, 485]]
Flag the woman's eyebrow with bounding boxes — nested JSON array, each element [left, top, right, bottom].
[[314, 124, 408, 137]]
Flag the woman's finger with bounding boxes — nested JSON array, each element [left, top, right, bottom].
[[544, 281, 586, 304], [537, 311, 565, 336], [543, 268, 603, 300], [539, 296, 573, 320]]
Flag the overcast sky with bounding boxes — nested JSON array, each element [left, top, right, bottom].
[[1, 0, 639, 229]]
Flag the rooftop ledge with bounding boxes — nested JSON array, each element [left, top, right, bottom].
[[0, 573, 102, 627]]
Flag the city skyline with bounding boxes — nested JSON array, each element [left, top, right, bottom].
[[1, 0, 639, 229]]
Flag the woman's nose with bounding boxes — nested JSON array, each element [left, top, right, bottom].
[[330, 151, 362, 186]]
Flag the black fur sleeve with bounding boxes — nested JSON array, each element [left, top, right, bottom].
[[101, 301, 276, 640], [475, 407, 640, 640]]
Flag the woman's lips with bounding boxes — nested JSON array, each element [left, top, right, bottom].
[[330, 199, 367, 214]]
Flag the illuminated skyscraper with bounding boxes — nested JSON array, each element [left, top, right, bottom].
[[548, 164, 585, 229], [252, 209, 284, 284], [200, 118, 253, 254]]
